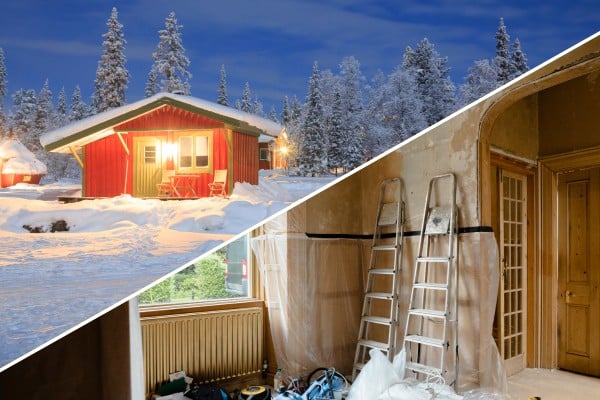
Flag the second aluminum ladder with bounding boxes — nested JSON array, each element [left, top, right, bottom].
[[402, 173, 459, 386], [352, 177, 404, 381]]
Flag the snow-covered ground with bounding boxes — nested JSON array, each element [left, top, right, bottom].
[[0, 170, 335, 371]]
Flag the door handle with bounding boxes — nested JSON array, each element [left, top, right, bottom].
[[565, 290, 574, 304]]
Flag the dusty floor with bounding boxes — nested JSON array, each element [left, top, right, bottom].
[[508, 368, 600, 399]]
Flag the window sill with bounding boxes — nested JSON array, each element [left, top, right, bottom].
[[139, 298, 263, 318]]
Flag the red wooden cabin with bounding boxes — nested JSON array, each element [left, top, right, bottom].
[[40, 93, 284, 198], [0, 138, 47, 188]]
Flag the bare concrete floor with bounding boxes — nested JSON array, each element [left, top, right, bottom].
[[508, 368, 600, 399]]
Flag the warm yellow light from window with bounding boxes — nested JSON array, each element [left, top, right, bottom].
[[280, 146, 288, 155], [163, 143, 177, 160]]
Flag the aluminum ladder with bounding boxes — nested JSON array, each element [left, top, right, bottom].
[[352, 178, 404, 380], [402, 173, 459, 386]]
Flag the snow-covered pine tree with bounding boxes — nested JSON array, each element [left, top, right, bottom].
[[268, 105, 278, 122], [362, 69, 387, 159], [150, 12, 192, 95], [0, 48, 6, 105], [0, 48, 7, 137], [252, 96, 264, 116], [494, 17, 512, 85], [145, 68, 160, 97], [218, 64, 228, 106], [510, 38, 529, 80], [281, 96, 291, 126], [378, 67, 427, 154], [34, 80, 54, 147], [296, 62, 327, 176], [403, 38, 456, 126], [458, 59, 498, 107], [70, 86, 89, 121], [93, 7, 129, 113], [240, 82, 252, 113], [291, 96, 302, 122], [327, 90, 344, 175], [337, 56, 365, 171], [55, 87, 68, 127], [11, 89, 38, 152]]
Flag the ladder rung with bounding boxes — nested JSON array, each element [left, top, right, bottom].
[[373, 245, 396, 251], [413, 283, 447, 290], [416, 256, 450, 263], [408, 308, 446, 318], [365, 292, 394, 300], [404, 335, 445, 348], [362, 316, 392, 325], [405, 361, 443, 377], [358, 339, 389, 351], [368, 268, 395, 275]]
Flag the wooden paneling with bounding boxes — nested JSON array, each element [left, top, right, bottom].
[[233, 132, 259, 185], [85, 135, 129, 197], [116, 104, 222, 131]]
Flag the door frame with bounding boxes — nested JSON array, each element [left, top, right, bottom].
[[538, 146, 600, 369], [491, 152, 537, 372]]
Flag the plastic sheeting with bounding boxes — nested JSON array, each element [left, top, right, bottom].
[[251, 214, 364, 377], [251, 211, 507, 395]]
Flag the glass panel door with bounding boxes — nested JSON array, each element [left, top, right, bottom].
[[498, 170, 527, 375]]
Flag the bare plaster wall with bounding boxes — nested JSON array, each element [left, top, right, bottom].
[[538, 70, 600, 156], [304, 171, 364, 234]]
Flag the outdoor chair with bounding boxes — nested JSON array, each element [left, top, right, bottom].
[[208, 169, 227, 197], [157, 170, 176, 197]]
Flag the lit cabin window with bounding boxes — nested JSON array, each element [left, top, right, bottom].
[[177, 132, 211, 171], [195, 136, 209, 167], [144, 145, 157, 164]]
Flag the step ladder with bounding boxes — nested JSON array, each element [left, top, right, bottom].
[[352, 178, 404, 381], [402, 173, 459, 386]]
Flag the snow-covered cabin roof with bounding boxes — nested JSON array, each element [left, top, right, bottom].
[[40, 92, 284, 153], [0, 138, 47, 175]]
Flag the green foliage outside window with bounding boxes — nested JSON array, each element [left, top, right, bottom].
[[139, 249, 237, 304]]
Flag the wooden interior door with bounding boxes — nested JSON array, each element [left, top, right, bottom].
[[133, 137, 162, 197], [558, 168, 600, 376], [497, 169, 528, 375]]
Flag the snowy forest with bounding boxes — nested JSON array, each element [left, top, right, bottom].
[[0, 8, 528, 181]]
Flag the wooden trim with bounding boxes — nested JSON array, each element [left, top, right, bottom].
[[68, 145, 84, 169], [490, 151, 537, 176], [224, 126, 234, 194], [116, 132, 130, 155], [139, 298, 263, 318], [539, 145, 600, 171]]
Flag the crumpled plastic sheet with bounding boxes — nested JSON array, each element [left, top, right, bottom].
[[347, 349, 508, 400]]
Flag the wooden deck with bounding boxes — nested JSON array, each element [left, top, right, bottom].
[[57, 196, 204, 203]]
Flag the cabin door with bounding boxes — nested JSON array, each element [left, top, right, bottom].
[[133, 137, 162, 197], [495, 169, 528, 376], [557, 167, 600, 376]]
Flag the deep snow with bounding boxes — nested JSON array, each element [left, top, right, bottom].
[[0, 170, 334, 371]]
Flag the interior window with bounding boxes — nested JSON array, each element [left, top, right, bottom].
[[138, 235, 250, 305]]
